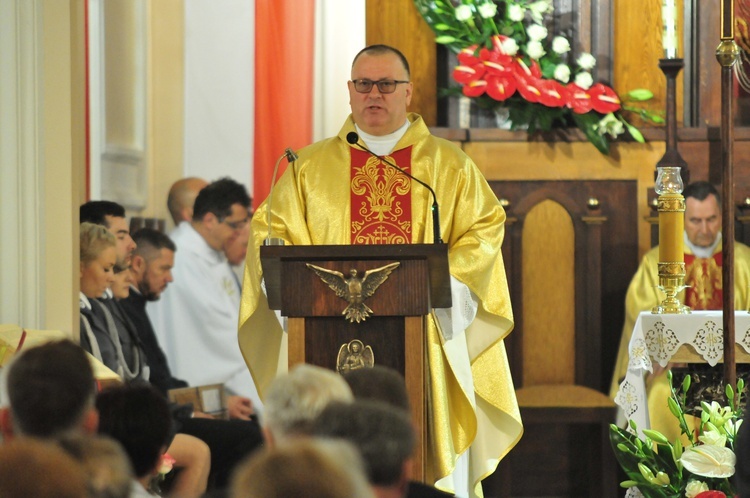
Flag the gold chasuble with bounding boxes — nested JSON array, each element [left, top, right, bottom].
[[610, 241, 750, 440], [238, 113, 522, 496]]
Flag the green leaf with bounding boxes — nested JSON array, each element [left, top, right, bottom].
[[649, 114, 665, 124], [433, 23, 453, 31], [627, 89, 654, 101]]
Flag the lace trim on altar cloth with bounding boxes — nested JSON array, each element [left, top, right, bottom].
[[615, 311, 750, 435]]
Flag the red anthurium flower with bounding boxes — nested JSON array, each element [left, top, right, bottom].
[[566, 83, 593, 114], [513, 60, 542, 103], [694, 491, 726, 498], [486, 75, 517, 101], [589, 83, 621, 113], [483, 50, 514, 77], [462, 79, 488, 98], [513, 58, 542, 80], [538, 80, 569, 108], [453, 64, 486, 85], [528, 60, 542, 79], [457, 45, 481, 66]]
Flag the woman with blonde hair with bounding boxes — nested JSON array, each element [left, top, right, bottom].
[[79, 221, 121, 371]]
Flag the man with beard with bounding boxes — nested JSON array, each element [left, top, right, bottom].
[[119, 228, 185, 395], [119, 228, 263, 490]]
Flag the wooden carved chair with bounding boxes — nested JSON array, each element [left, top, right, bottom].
[[489, 185, 618, 498]]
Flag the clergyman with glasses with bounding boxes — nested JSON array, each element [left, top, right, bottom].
[[148, 177, 263, 414], [239, 44, 521, 498]]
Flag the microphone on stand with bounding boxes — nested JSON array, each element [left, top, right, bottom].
[[265, 148, 299, 246], [346, 132, 443, 244]]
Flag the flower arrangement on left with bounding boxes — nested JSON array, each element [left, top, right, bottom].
[[413, 0, 662, 154]]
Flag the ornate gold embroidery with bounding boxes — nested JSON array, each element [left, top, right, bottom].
[[350, 148, 412, 244], [685, 256, 723, 310], [352, 155, 410, 222]]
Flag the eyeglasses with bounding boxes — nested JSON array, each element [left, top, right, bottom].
[[351, 79, 410, 94], [221, 218, 249, 230]]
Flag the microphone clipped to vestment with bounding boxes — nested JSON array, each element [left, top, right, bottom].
[[345, 132, 443, 245]]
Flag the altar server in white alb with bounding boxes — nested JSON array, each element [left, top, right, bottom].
[[148, 178, 262, 412]]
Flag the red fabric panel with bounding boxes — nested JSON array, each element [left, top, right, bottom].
[[253, 0, 315, 209]]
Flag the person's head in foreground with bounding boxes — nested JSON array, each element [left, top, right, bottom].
[[95, 384, 173, 488], [309, 400, 416, 498], [58, 434, 134, 498], [0, 340, 98, 440], [261, 363, 353, 446], [229, 438, 374, 498], [0, 438, 89, 498]]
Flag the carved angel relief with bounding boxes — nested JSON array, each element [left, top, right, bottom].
[[305, 262, 400, 323], [336, 339, 374, 374]]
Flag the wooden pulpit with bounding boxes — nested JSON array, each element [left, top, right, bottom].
[[260, 243, 451, 481]]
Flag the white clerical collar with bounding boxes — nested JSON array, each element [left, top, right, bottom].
[[684, 231, 721, 259], [79, 292, 92, 311], [355, 120, 410, 156]]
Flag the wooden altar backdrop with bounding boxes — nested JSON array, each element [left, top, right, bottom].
[[363, 0, 750, 496]]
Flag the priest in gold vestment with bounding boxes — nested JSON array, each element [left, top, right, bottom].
[[238, 45, 522, 497], [610, 182, 750, 440]]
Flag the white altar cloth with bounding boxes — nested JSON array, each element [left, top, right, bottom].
[[614, 311, 750, 436]]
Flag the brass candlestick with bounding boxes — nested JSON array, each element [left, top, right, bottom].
[[652, 167, 690, 314]]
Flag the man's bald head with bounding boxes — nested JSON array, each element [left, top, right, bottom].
[[167, 177, 208, 224]]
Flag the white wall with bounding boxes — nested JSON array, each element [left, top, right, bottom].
[[182, 0, 366, 195], [313, 0, 366, 141], [183, 0, 255, 191]]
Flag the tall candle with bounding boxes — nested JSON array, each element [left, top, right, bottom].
[[659, 194, 684, 262], [662, 0, 677, 58]]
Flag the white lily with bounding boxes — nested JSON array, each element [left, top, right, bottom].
[[699, 428, 727, 447], [595, 113, 624, 138]]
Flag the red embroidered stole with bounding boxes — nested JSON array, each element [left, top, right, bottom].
[[350, 147, 413, 244], [683, 252, 723, 310]]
